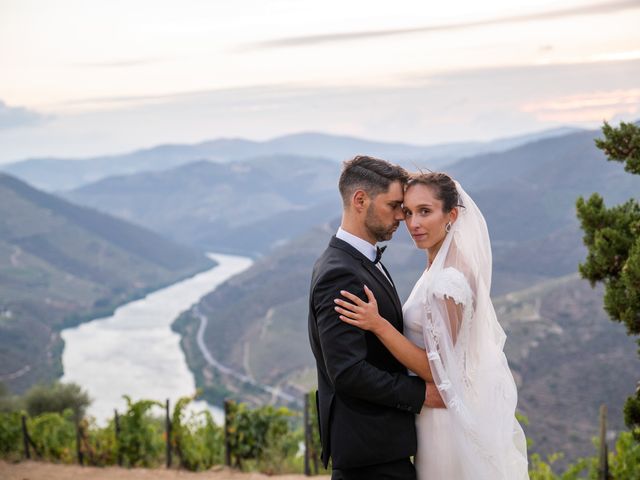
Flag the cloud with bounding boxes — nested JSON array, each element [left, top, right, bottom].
[[0, 101, 50, 130], [521, 88, 640, 123], [71, 58, 166, 68], [248, 0, 640, 49], [56, 84, 301, 110], [412, 57, 640, 87], [3, 53, 638, 163]]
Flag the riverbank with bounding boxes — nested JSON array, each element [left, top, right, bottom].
[[60, 253, 253, 423], [0, 461, 330, 480]]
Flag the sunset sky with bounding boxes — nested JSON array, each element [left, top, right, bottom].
[[1, 0, 639, 163]]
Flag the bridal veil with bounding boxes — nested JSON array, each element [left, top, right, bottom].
[[420, 182, 529, 479]]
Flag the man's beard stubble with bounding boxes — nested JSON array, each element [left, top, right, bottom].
[[365, 204, 399, 243]]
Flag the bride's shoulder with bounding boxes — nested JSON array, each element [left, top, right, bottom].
[[431, 267, 473, 307]]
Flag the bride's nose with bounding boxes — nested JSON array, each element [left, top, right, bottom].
[[407, 215, 420, 231]]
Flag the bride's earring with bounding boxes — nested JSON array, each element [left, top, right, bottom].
[[445, 222, 452, 233]]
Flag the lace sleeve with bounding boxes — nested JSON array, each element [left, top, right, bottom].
[[430, 267, 473, 343], [431, 267, 473, 308]]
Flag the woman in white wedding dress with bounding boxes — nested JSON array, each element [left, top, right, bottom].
[[334, 172, 529, 479]]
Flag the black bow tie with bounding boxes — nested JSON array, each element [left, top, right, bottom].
[[374, 245, 387, 265]]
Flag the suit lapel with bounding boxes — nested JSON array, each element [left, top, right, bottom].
[[329, 236, 404, 328], [360, 260, 404, 326]]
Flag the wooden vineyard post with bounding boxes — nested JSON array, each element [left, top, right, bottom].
[[598, 404, 610, 480], [304, 393, 311, 476], [76, 422, 84, 466], [21, 414, 30, 460], [224, 399, 232, 467], [165, 399, 172, 468], [114, 409, 123, 467]]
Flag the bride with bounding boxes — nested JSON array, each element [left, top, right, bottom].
[[333, 172, 529, 479]]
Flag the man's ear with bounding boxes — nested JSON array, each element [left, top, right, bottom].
[[352, 189, 369, 213]]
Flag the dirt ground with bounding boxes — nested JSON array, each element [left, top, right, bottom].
[[0, 461, 331, 480]]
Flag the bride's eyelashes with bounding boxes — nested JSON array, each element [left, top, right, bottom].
[[403, 208, 432, 217]]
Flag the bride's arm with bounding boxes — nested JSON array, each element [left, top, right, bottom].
[[334, 286, 434, 383], [444, 295, 464, 344]]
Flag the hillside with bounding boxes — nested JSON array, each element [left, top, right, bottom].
[[0, 173, 214, 393], [449, 129, 640, 244], [64, 156, 343, 255]]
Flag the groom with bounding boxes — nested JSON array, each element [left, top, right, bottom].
[[308, 156, 442, 480]]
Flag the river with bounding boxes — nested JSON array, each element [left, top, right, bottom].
[[61, 253, 253, 424]]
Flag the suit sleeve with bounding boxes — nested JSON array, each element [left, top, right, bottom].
[[313, 267, 425, 414]]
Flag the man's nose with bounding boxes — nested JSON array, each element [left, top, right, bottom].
[[395, 207, 405, 221]]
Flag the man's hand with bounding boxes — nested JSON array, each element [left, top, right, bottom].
[[424, 383, 446, 408]]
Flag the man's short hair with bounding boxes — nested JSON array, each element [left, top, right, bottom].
[[338, 155, 408, 207]]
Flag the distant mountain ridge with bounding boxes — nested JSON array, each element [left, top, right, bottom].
[[64, 155, 344, 255], [1, 128, 583, 191], [0, 173, 213, 393]]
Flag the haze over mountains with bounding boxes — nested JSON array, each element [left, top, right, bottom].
[[0, 173, 213, 392], [64, 156, 342, 255], [1, 128, 580, 192]]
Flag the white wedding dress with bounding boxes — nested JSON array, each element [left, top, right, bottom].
[[402, 183, 529, 479]]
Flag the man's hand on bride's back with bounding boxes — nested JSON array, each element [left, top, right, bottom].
[[334, 285, 389, 335], [425, 383, 446, 409]]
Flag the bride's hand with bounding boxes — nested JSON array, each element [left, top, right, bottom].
[[334, 285, 388, 334]]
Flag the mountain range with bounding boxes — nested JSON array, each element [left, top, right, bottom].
[[1, 128, 581, 192], [62, 155, 342, 255]]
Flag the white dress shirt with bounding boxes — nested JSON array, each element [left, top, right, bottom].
[[336, 227, 392, 284], [336, 227, 377, 262]]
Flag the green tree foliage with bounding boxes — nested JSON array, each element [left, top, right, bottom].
[[117, 396, 163, 467], [80, 417, 118, 466], [226, 400, 302, 474], [4, 392, 639, 476], [307, 391, 322, 472], [609, 430, 640, 479], [0, 391, 305, 473], [528, 452, 591, 480], [28, 409, 76, 463], [24, 381, 91, 421], [576, 121, 640, 431], [595, 121, 640, 175], [171, 393, 224, 471], [527, 431, 640, 479], [0, 411, 22, 459]]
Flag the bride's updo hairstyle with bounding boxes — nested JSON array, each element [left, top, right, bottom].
[[406, 172, 461, 213]]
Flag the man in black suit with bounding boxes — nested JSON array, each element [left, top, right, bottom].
[[308, 155, 443, 480]]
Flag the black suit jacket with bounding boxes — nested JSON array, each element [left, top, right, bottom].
[[308, 236, 425, 469]]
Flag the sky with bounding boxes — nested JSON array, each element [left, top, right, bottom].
[[1, 0, 639, 163]]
